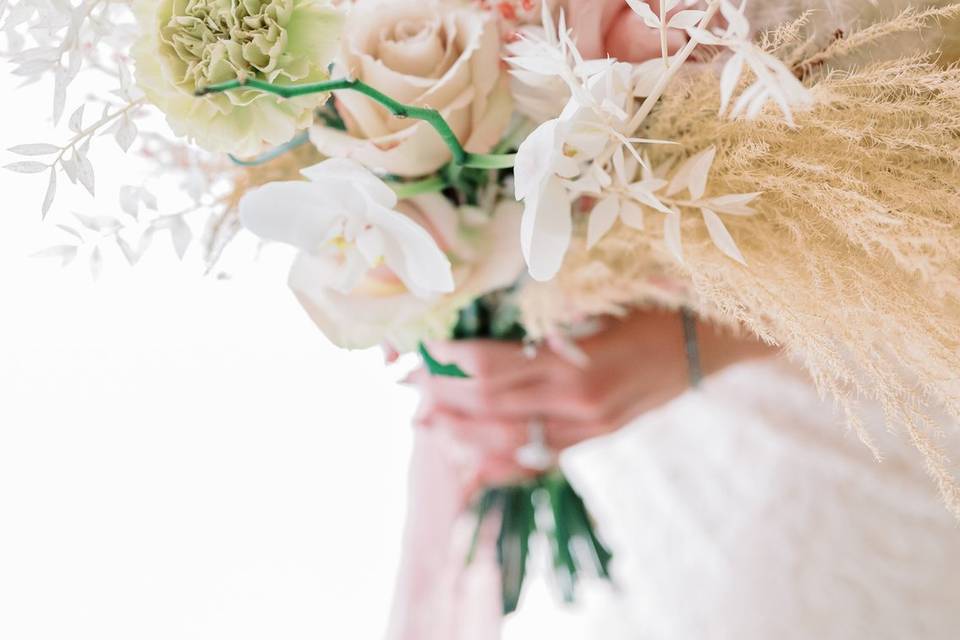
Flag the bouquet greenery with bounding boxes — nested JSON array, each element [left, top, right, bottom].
[[424, 298, 612, 614]]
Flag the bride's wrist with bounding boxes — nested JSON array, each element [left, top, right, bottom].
[[694, 318, 779, 380]]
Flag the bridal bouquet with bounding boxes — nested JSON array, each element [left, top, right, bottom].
[[5, 0, 960, 616]]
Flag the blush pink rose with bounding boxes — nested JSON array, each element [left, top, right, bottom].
[[310, 0, 512, 178]]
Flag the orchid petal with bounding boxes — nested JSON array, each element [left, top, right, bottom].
[[239, 181, 339, 252], [301, 158, 397, 208], [514, 119, 560, 201], [289, 254, 429, 350], [367, 202, 455, 297], [355, 226, 385, 265], [521, 176, 572, 282], [328, 249, 372, 293]]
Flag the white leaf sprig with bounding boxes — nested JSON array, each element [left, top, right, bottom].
[[2, 97, 145, 217], [687, 0, 814, 125], [584, 146, 758, 266], [659, 146, 757, 264], [2, 0, 144, 219]]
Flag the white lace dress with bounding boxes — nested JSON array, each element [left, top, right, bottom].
[[507, 358, 960, 639]]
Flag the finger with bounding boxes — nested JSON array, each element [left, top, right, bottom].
[[566, 0, 626, 59], [382, 343, 400, 364], [421, 339, 542, 385], [427, 407, 529, 454], [605, 13, 687, 63], [431, 409, 622, 456], [417, 373, 555, 418], [463, 454, 540, 498]]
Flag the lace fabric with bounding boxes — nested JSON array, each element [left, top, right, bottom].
[[508, 358, 960, 639]]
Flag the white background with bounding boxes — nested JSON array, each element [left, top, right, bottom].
[[0, 62, 588, 639]]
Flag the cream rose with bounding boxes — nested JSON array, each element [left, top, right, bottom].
[[133, 0, 344, 157], [310, 0, 513, 177]]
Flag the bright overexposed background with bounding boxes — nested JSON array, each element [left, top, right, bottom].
[[0, 62, 419, 638], [0, 61, 597, 640]]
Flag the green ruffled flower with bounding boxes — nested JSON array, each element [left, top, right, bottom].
[[133, 0, 344, 156]]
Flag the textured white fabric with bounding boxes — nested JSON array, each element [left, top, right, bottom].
[[546, 358, 960, 639]]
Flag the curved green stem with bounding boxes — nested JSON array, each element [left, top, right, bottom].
[[388, 175, 448, 199], [198, 78, 516, 170], [462, 152, 517, 169], [228, 130, 309, 167]]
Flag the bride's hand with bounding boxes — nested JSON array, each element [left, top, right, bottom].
[[566, 0, 689, 62], [413, 310, 776, 489]]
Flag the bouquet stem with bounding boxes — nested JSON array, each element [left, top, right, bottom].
[[468, 470, 612, 615], [198, 78, 516, 170]]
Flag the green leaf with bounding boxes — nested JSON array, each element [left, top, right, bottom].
[[490, 303, 526, 340], [561, 479, 613, 578], [545, 475, 578, 603], [419, 342, 470, 378], [496, 486, 534, 615], [453, 299, 484, 338], [466, 488, 501, 565]]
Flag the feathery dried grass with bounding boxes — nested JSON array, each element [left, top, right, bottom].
[[521, 6, 960, 515]]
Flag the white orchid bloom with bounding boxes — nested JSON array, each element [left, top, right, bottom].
[[515, 60, 648, 281], [515, 120, 577, 282], [239, 157, 455, 302], [296, 198, 522, 351]]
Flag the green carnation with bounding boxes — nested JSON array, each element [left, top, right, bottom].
[[133, 0, 344, 156]]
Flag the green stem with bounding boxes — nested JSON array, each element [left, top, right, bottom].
[[462, 152, 517, 170], [198, 78, 516, 170], [388, 175, 447, 199], [228, 130, 309, 167]]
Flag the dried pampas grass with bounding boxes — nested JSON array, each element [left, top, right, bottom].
[[521, 5, 960, 515]]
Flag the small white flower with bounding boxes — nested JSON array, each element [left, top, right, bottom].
[[239, 158, 455, 300]]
